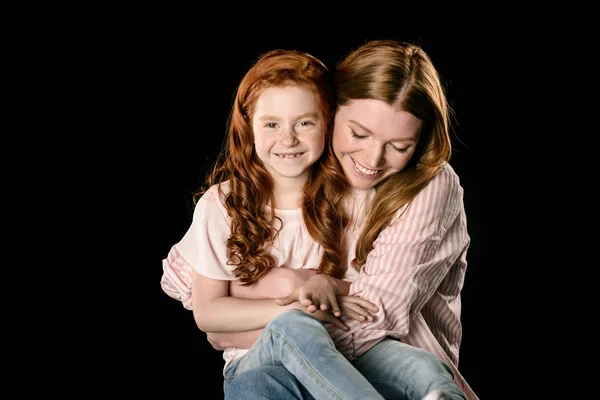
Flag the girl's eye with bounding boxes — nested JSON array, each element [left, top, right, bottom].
[[298, 121, 314, 127], [265, 123, 278, 128], [350, 129, 367, 139]]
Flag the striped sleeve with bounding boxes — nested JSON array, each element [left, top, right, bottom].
[[330, 167, 470, 357], [160, 244, 194, 310]]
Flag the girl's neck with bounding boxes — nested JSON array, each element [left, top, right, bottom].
[[270, 173, 308, 210]]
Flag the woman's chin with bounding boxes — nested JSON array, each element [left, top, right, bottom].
[[345, 174, 379, 190]]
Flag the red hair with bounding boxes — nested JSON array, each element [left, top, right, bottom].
[[196, 50, 348, 285]]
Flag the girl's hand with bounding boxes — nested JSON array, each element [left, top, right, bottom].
[[290, 302, 349, 331], [276, 274, 348, 316]]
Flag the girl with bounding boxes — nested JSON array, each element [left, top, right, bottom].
[[160, 49, 384, 398]]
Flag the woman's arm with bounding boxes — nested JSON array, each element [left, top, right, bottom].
[[207, 330, 262, 351], [329, 168, 470, 352]]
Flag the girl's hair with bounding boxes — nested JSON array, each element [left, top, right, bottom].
[[334, 40, 453, 269], [196, 49, 348, 285]]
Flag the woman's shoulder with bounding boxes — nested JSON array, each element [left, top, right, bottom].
[[419, 162, 464, 200], [436, 161, 462, 184], [386, 162, 466, 228]]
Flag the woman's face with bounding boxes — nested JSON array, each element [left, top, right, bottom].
[[332, 99, 422, 190]]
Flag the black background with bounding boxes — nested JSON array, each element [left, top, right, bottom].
[[96, 27, 500, 399]]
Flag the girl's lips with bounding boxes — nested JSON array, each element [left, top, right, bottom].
[[274, 152, 304, 158]]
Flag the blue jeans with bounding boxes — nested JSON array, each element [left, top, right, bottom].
[[224, 310, 465, 400], [224, 364, 315, 400], [352, 339, 464, 399]]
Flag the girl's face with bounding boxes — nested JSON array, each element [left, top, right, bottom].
[[333, 99, 422, 190], [252, 85, 326, 185]]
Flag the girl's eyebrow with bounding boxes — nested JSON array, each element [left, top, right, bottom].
[[258, 112, 319, 121]]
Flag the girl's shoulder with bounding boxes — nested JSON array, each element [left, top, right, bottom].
[[197, 181, 231, 204], [193, 181, 232, 220]]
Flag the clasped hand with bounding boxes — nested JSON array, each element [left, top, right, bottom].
[[275, 273, 378, 331]]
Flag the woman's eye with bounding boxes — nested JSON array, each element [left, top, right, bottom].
[[391, 145, 408, 153], [350, 129, 367, 139]]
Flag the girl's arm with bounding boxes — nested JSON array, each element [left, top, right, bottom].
[[207, 268, 316, 349], [206, 268, 375, 350], [191, 269, 350, 333], [229, 268, 318, 299], [275, 273, 353, 316], [191, 269, 301, 332], [206, 268, 315, 349]]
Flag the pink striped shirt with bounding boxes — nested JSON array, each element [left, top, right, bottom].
[[327, 163, 477, 399]]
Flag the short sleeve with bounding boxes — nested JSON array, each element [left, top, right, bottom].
[[160, 184, 235, 310], [177, 185, 236, 280]]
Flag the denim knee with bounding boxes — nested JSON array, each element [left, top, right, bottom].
[[408, 349, 454, 378], [269, 309, 323, 333]]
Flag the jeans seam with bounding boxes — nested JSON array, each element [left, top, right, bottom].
[[232, 325, 346, 400], [269, 326, 345, 400]]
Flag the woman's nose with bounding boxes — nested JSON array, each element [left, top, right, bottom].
[[364, 146, 384, 168]]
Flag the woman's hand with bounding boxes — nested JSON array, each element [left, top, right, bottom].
[[336, 296, 379, 322]]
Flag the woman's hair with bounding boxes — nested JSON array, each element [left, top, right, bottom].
[[334, 40, 454, 269], [196, 49, 348, 285]]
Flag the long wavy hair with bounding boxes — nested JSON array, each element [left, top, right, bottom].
[[196, 50, 349, 285], [333, 40, 454, 269]]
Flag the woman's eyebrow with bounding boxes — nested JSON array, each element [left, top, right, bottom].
[[348, 119, 416, 142]]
